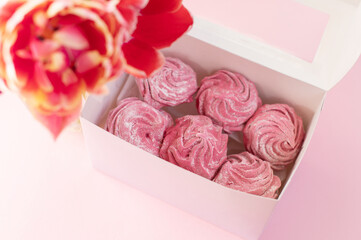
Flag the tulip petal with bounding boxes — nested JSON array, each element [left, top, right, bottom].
[[29, 39, 60, 59], [16, 49, 32, 59], [76, 21, 108, 55], [33, 11, 48, 28], [122, 38, 164, 78], [117, 0, 149, 10], [10, 21, 32, 53], [62, 69, 78, 86], [141, 0, 182, 15], [53, 25, 89, 50], [79, 65, 105, 91], [116, 6, 138, 36], [132, 5, 193, 49], [46, 1, 71, 18], [44, 51, 67, 72], [0, 0, 193, 140], [75, 50, 103, 74], [12, 55, 35, 89], [56, 14, 84, 26], [34, 63, 54, 92], [33, 103, 81, 139], [0, 1, 26, 29]]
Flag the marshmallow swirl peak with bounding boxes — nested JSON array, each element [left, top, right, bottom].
[[214, 152, 281, 198], [196, 70, 262, 132], [243, 104, 305, 170], [160, 115, 228, 179], [107, 97, 173, 156], [136, 57, 198, 109]]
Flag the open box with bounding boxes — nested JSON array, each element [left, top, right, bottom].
[[80, 1, 361, 239]]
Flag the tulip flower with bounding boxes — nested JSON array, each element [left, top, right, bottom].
[[0, 0, 193, 138]]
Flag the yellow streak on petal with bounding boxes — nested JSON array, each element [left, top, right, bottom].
[[44, 51, 66, 72], [53, 26, 89, 50], [102, 58, 113, 79], [16, 49, 32, 59], [33, 11, 47, 28], [3, 30, 25, 90], [75, 50, 103, 74], [35, 90, 61, 112], [5, 0, 47, 33], [23, 83, 85, 139], [74, 1, 105, 11], [62, 69, 78, 86], [24, 89, 48, 111], [46, 1, 72, 18]]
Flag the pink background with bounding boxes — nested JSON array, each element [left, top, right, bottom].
[[1, 1, 361, 240]]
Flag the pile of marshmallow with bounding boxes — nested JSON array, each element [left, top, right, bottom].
[[106, 57, 305, 199]]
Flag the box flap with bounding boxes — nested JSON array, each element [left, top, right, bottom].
[[184, 0, 361, 90], [184, 0, 329, 62]]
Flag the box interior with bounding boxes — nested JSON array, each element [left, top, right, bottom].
[[81, 34, 327, 239], [83, 34, 326, 197]]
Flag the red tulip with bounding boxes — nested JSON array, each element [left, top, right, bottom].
[[0, 0, 193, 138]]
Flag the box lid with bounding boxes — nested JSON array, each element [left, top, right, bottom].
[[183, 0, 361, 91]]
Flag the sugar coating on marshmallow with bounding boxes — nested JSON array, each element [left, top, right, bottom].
[[214, 152, 281, 198], [160, 115, 228, 179], [135, 57, 198, 109], [243, 104, 305, 170], [196, 70, 262, 133], [107, 97, 173, 156]]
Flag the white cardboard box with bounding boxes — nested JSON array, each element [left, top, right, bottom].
[[80, 2, 361, 239]]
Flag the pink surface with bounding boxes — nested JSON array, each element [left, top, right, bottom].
[[183, 0, 329, 62], [0, 2, 360, 239], [0, 56, 361, 239]]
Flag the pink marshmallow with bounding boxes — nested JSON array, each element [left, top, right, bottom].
[[107, 97, 173, 156], [160, 115, 228, 179], [243, 104, 305, 170], [196, 70, 262, 133], [135, 57, 198, 109], [214, 152, 281, 198]]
